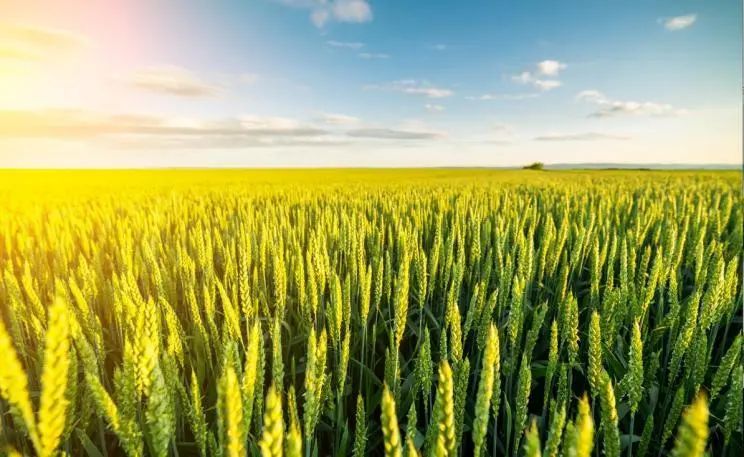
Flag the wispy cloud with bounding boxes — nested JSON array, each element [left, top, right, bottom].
[[347, 127, 443, 140], [534, 132, 630, 141], [126, 66, 222, 98], [358, 52, 389, 59], [2, 23, 89, 51], [511, 59, 566, 92], [511, 71, 562, 91], [0, 23, 88, 61], [327, 40, 365, 49], [366, 80, 454, 98], [277, 0, 372, 28], [0, 45, 41, 61], [236, 115, 326, 135], [110, 135, 350, 150], [0, 108, 447, 149], [466, 93, 540, 101], [577, 90, 687, 118], [532, 79, 562, 91], [326, 40, 387, 59], [431, 44, 448, 51], [424, 104, 445, 113], [0, 109, 329, 143], [660, 14, 697, 31], [317, 113, 360, 125]]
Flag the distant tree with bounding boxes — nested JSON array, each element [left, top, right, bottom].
[[523, 162, 545, 170]]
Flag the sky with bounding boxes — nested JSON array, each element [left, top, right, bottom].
[[0, 0, 740, 167]]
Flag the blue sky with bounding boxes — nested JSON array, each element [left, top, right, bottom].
[[0, 0, 740, 167]]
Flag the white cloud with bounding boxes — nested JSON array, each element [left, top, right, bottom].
[[278, 0, 372, 27], [533, 80, 562, 91], [126, 66, 221, 97], [0, 109, 329, 141], [431, 44, 448, 51], [511, 61, 563, 92], [576, 90, 687, 118], [661, 14, 697, 31], [511, 72, 561, 91], [511, 71, 532, 85], [326, 40, 387, 58], [466, 93, 540, 101], [536, 60, 567, 76], [318, 113, 360, 125], [366, 80, 454, 98], [331, 0, 372, 23], [0, 108, 452, 151], [0, 23, 89, 62], [424, 104, 445, 113], [347, 128, 443, 140], [311, 9, 331, 27], [236, 115, 317, 133], [327, 40, 365, 49], [0, 109, 341, 149], [358, 52, 389, 59], [534, 132, 630, 141], [1, 23, 89, 51], [511, 59, 567, 92], [575, 90, 605, 103]]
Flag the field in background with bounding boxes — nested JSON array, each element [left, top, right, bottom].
[[0, 169, 741, 456]]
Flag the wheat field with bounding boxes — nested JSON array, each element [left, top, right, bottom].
[[0, 169, 740, 457]]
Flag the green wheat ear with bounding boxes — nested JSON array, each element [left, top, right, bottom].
[[0, 306, 39, 450], [723, 364, 742, 446], [543, 403, 566, 457], [452, 358, 470, 449], [618, 319, 643, 413], [259, 385, 284, 457], [598, 371, 620, 457], [587, 311, 602, 397], [543, 320, 558, 412], [415, 326, 434, 407], [563, 394, 594, 457], [436, 360, 456, 457], [188, 371, 208, 457], [671, 392, 709, 457], [573, 394, 595, 457], [523, 419, 541, 457], [515, 354, 533, 446], [220, 364, 245, 457], [472, 324, 498, 457], [285, 395, 303, 457], [146, 362, 175, 457], [38, 298, 72, 457], [710, 335, 741, 401], [381, 385, 403, 457], [353, 394, 368, 457], [405, 435, 420, 457], [662, 386, 686, 447]]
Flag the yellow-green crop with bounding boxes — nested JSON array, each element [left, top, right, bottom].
[[0, 169, 739, 456]]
